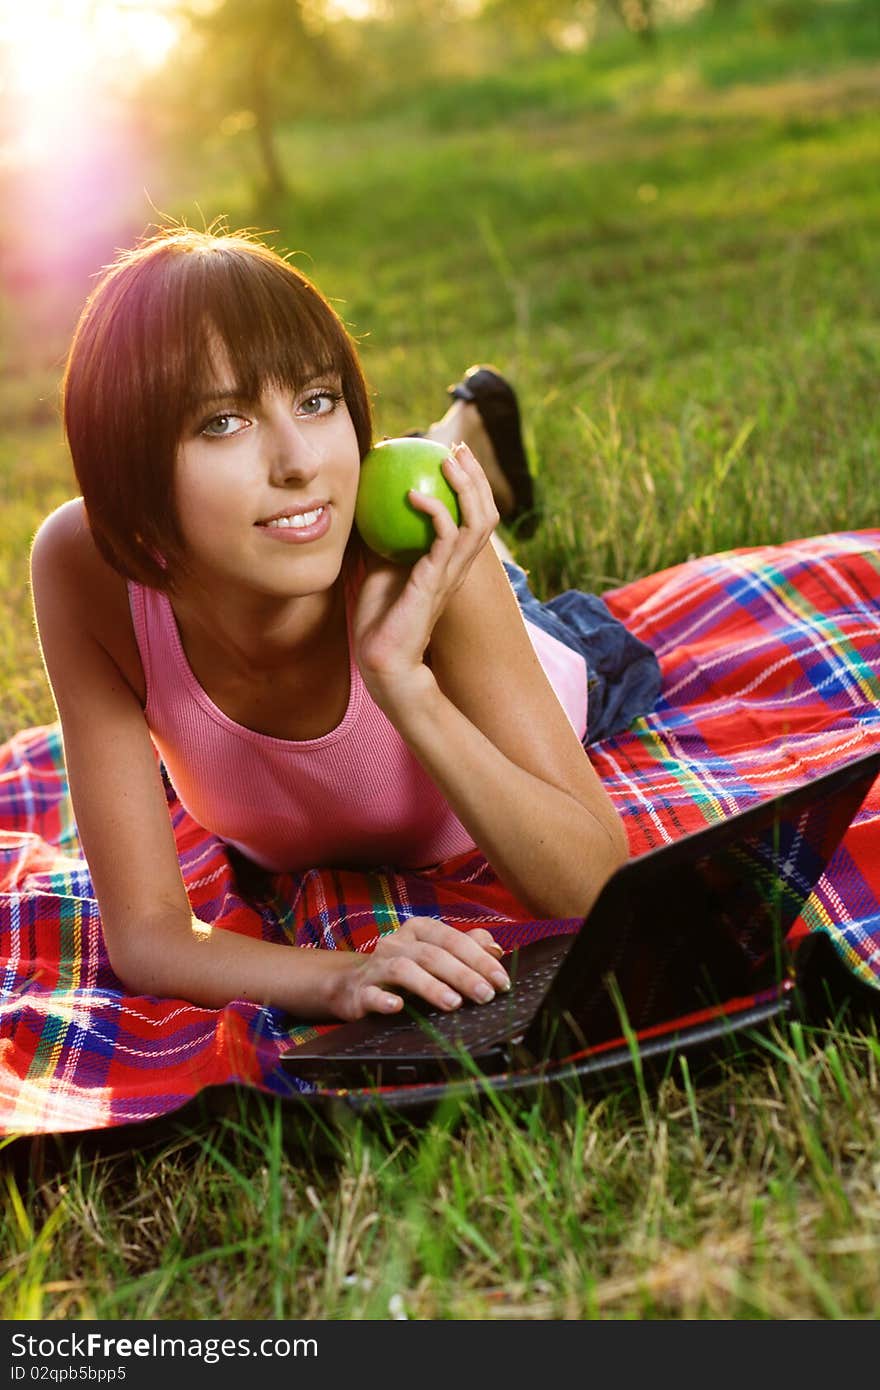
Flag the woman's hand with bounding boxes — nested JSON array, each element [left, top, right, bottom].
[[326, 920, 511, 1021], [351, 443, 499, 715]]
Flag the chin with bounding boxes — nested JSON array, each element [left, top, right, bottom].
[[262, 547, 347, 596]]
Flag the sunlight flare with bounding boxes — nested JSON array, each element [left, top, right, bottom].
[[0, 0, 180, 164]]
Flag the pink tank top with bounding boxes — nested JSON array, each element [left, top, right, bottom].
[[127, 576, 588, 873]]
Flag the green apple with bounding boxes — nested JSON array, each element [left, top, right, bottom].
[[355, 437, 462, 563]]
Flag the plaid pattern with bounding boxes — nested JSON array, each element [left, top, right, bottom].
[[1, 530, 879, 1134]]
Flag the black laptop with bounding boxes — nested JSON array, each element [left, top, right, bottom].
[[281, 749, 880, 1090]]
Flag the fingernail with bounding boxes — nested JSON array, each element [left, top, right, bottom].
[[492, 972, 511, 992], [475, 982, 494, 1004], [442, 990, 462, 1009], [486, 942, 505, 957]]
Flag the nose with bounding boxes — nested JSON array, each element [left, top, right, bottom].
[[266, 411, 323, 487]]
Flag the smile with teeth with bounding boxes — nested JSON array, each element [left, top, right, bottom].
[[262, 507, 325, 529]]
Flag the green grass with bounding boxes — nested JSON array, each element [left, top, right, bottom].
[[5, 1019, 880, 1319], [2, 0, 880, 1320]]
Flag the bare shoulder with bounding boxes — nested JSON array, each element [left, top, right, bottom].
[[31, 497, 146, 705], [32, 496, 103, 581]]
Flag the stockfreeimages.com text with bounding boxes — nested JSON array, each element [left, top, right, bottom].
[[10, 1334, 315, 1365]]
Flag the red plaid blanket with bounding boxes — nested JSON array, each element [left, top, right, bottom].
[[2, 531, 879, 1134]]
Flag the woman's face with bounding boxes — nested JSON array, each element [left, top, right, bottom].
[[173, 348, 362, 606]]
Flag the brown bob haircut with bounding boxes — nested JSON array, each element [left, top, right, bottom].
[[62, 226, 373, 591]]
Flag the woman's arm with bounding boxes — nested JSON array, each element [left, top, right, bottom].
[[352, 447, 628, 919], [402, 545, 626, 917], [29, 504, 509, 1019]]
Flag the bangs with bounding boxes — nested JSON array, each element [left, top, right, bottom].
[[148, 244, 357, 432]]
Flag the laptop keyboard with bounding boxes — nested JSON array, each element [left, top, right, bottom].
[[325, 954, 563, 1059]]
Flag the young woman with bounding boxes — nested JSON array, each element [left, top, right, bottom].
[[30, 226, 633, 1025]]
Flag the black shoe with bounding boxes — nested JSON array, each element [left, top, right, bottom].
[[447, 365, 540, 538]]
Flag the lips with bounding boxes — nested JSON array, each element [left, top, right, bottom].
[[255, 500, 333, 545], [255, 501, 329, 528]]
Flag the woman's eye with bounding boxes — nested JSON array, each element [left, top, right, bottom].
[[202, 414, 247, 438], [299, 390, 342, 417]]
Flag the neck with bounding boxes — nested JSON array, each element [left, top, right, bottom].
[[170, 574, 348, 678]]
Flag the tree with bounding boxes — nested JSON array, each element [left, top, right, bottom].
[[164, 0, 346, 199]]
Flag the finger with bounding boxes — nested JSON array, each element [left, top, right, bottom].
[[408, 480, 490, 565], [407, 446, 497, 558], [467, 927, 505, 958], [405, 941, 503, 1005], [450, 441, 494, 497], [403, 920, 510, 993], [406, 487, 460, 544], [446, 445, 500, 532], [359, 984, 405, 1017], [375, 954, 464, 1011], [409, 917, 503, 960]]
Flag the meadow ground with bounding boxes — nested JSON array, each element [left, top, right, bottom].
[[1, 0, 879, 1319]]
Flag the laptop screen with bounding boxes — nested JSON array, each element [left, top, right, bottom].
[[542, 754, 879, 1050]]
